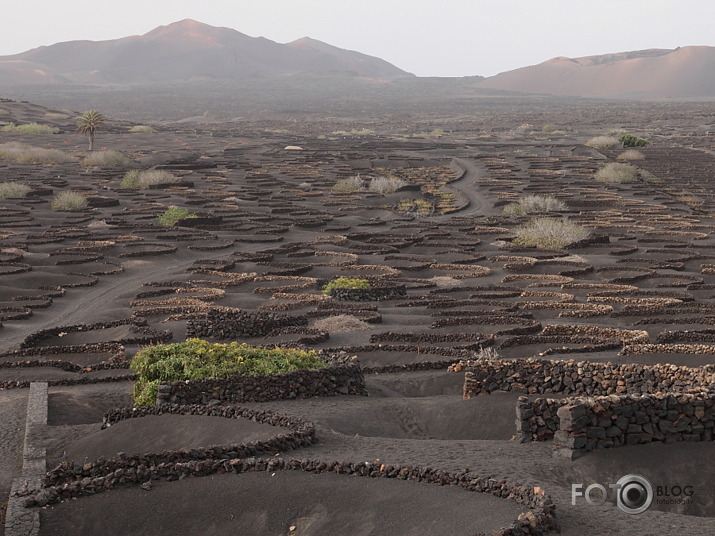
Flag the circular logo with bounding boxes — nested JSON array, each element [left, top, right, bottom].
[[616, 474, 653, 515]]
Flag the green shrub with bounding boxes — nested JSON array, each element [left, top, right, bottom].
[[618, 133, 649, 147], [50, 191, 88, 211], [81, 149, 130, 168], [130, 339, 326, 406], [503, 195, 567, 216], [128, 125, 157, 133], [585, 136, 619, 149], [513, 217, 591, 249], [158, 206, 197, 226], [120, 169, 179, 189], [1, 123, 59, 134], [0, 182, 31, 199], [0, 142, 74, 164], [616, 149, 645, 161], [594, 162, 639, 183], [322, 277, 370, 295]]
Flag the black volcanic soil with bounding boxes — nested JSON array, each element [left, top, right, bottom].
[[1, 97, 715, 536]]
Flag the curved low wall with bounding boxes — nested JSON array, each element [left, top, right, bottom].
[[34, 455, 558, 536]]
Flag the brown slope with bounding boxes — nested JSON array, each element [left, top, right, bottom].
[[288, 37, 413, 78], [0, 19, 411, 84], [478, 46, 715, 99]]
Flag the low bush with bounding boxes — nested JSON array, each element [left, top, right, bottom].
[[313, 315, 371, 332], [513, 217, 591, 249], [120, 169, 179, 189], [368, 176, 407, 195], [81, 149, 130, 168], [130, 339, 326, 406], [322, 277, 370, 295], [503, 195, 567, 216], [0, 182, 31, 200], [594, 162, 639, 183], [1, 123, 59, 134], [585, 136, 619, 149], [50, 191, 88, 211], [332, 176, 363, 193], [616, 149, 645, 161], [0, 142, 74, 164], [128, 125, 157, 133], [44, 112, 70, 120], [158, 206, 197, 226], [618, 133, 649, 147]]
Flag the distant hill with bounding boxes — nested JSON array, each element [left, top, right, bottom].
[[477, 47, 715, 99], [0, 19, 413, 84]]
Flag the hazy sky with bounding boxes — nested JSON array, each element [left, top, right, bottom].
[[4, 1, 715, 77]]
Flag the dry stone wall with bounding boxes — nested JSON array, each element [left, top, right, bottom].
[[459, 358, 715, 398], [186, 308, 307, 339], [461, 358, 715, 455], [156, 362, 367, 405], [35, 456, 557, 536], [553, 391, 715, 459]]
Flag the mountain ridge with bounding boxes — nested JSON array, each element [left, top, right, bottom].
[[477, 46, 715, 98], [0, 19, 413, 84]]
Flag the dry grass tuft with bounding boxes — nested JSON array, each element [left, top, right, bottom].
[[513, 217, 591, 249], [81, 150, 130, 168], [616, 149, 645, 161], [50, 191, 88, 211], [312, 315, 371, 332], [120, 169, 180, 189], [503, 195, 567, 216], [0, 142, 74, 164], [0, 182, 31, 199], [585, 136, 619, 149], [594, 162, 639, 183]]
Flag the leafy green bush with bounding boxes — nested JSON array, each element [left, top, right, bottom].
[[585, 136, 619, 149], [130, 339, 326, 406], [120, 169, 179, 189], [0, 142, 74, 164], [513, 217, 591, 249], [1, 123, 59, 134], [81, 149, 130, 168], [128, 125, 157, 133], [50, 191, 88, 211], [158, 206, 197, 226], [322, 277, 371, 295], [0, 182, 31, 200], [503, 195, 567, 216], [618, 133, 649, 147], [594, 162, 639, 183]]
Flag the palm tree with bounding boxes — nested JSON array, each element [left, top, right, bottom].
[[76, 110, 106, 151]]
